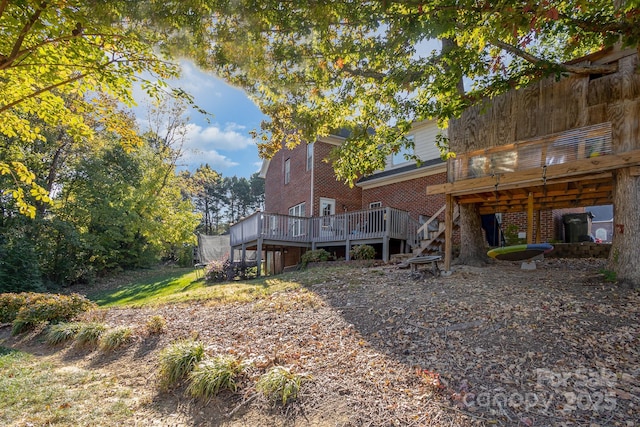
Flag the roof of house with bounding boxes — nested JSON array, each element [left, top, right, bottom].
[[358, 157, 445, 182]]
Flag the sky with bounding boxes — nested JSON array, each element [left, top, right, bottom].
[[133, 61, 267, 179]]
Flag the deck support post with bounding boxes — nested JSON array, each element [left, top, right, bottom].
[[345, 236, 351, 261], [444, 194, 454, 272], [527, 192, 534, 244], [382, 236, 390, 263], [256, 238, 263, 277]]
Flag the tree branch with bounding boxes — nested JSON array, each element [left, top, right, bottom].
[[0, 57, 123, 114], [0, 0, 9, 20], [492, 39, 617, 75], [1, 2, 47, 70]]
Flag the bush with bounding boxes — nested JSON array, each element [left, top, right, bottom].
[[8, 293, 96, 335], [187, 355, 248, 399], [46, 322, 83, 345], [256, 366, 309, 405], [158, 339, 205, 390], [74, 322, 107, 348], [206, 257, 257, 283], [300, 249, 331, 267], [351, 244, 376, 260], [145, 315, 167, 334], [99, 326, 134, 352], [0, 293, 27, 323]]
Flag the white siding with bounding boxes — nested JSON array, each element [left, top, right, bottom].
[[384, 120, 441, 170], [412, 121, 441, 161]]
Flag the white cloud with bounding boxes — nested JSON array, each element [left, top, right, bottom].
[[180, 148, 238, 171], [176, 122, 257, 171], [176, 61, 221, 96], [183, 122, 254, 151]]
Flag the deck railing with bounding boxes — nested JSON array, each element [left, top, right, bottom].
[[449, 122, 613, 182], [230, 207, 417, 247]]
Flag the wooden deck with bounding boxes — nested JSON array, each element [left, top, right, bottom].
[[229, 207, 423, 275]]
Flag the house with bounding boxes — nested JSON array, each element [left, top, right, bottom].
[[229, 120, 449, 275]]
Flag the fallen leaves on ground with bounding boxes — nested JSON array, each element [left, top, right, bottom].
[[2, 258, 639, 426]]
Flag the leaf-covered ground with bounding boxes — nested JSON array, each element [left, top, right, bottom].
[[2, 258, 639, 426]]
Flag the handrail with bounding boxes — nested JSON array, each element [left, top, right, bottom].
[[417, 204, 446, 236], [450, 122, 613, 182], [231, 206, 415, 246]]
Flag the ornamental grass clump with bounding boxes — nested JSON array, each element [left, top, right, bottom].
[[99, 326, 134, 352], [256, 366, 309, 405], [45, 322, 83, 345], [157, 339, 205, 390], [145, 315, 166, 334], [187, 354, 248, 399], [74, 322, 107, 348]]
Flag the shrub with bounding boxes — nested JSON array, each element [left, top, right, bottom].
[[158, 339, 205, 390], [74, 322, 107, 348], [0, 293, 27, 323], [145, 315, 167, 334], [99, 326, 134, 352], [187, 355, 248, 399], [46, 322, 83, 345], [10, 293, 96, 335], [206, 257, 257, 283], [351, 244, 376, 260], [300, 249, 331, 267], [256, 366, 309, 405]]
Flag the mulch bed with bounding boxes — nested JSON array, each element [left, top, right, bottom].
[[3, 258, 639, 426]]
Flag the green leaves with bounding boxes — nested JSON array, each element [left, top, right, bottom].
[[186, 0, 637, 182]]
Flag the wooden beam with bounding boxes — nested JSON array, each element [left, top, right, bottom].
[[427, 150, 640, 196], [478, 197, 614, 214], [527, 192, 534, 244], [444, 194, 453, 272]]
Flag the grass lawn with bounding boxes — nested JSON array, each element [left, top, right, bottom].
[[0, 347, 135, 427], [89, 266, 341, 308]]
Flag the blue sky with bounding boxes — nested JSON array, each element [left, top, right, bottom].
[[134, 61, 267, 179]]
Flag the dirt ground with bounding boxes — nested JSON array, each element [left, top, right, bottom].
[[2, 258, 639, 426]]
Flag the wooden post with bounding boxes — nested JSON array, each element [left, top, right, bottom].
[[444, 194, 454, 272], [527, 192, 534, 244], [256, 238, 262, 277], [535, 210, 541, 243], [382, 207, 390, 262]]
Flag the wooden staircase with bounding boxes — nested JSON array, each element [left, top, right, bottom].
[[413, 205, 460, 256]]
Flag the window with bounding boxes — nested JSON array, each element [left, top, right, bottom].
[[284, 158, 290, 184], [288, 203, 306, 236], [369, 202, 382, 209], [306, 143, 313, 171], [392, 135, 415, 166]]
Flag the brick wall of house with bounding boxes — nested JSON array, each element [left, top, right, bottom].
[[264, 142, 312, 215], [501, 207, 585, 243], [312, 142, 362, 215], [361, 171, 447, 220]]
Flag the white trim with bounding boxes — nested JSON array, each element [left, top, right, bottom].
[[319, 197, 336, 216], [258, 159, 270, 179], [356, 163, 447, 189], [317, 134, 347, 146], [284, 158, 291, 184]]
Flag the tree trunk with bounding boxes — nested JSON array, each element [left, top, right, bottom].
[[609, 168, 640, 288], [455, 203, 491, 266]]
